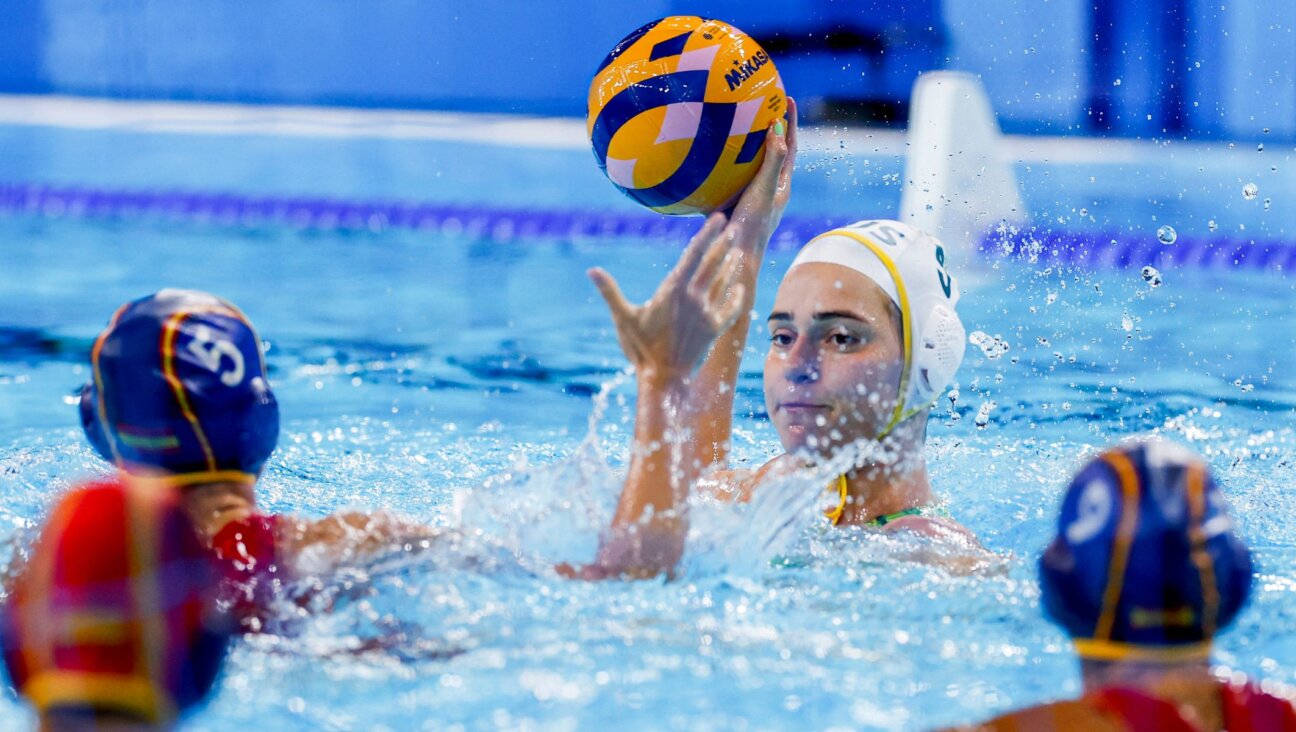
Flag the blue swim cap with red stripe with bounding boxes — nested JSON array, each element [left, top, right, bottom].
[[1039, 439, 1253, 661], [79, 290, 279, 481]]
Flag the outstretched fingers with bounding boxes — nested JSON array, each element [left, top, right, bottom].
[[710, 282, 747, 332], [705, 247, 741, 304], [688, 223, 736, 298], [674, 211, 728, 285], [588, 267, 634, 323]]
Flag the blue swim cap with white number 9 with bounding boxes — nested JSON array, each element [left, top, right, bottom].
[[79, 289, 279, 484], [1039, 439, 1252, 661]]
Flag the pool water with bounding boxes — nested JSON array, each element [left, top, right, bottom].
[[1, 111, 1295, 730], [1, 210, 1294, 731]]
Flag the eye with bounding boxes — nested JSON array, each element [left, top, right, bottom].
[[770, 330, 795, 347], [828, 331, 861, 349]]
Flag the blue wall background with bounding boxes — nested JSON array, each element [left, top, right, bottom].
[[2, 0, 1293, 139]]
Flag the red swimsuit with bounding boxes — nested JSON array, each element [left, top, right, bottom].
[[1220, 680, 1296, 732], [210, 513, 285, 632]]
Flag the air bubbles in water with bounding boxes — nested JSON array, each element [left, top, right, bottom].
[[1207, 219, 1218, 232], [1242, 182, 1259, 200], [1156, 225, 1177, 245], [1078, 208, 1089, 217], [1258, 143, 1265, 152], [1140, 266, 1162, 287], [1263, 198, 1272, 212], [1121, 312, 1134, 332], [968, 331, 1010, 359]]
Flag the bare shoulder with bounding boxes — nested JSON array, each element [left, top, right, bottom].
[[882, 515, 1003, 575], [697, 468, 756, 503], [701, 454, 797, 503], [883, 515, 978, 543]]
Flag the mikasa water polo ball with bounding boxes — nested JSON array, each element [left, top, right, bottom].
[[587, 16, 786, 215]]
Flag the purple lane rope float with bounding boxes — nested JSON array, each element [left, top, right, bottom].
[[1, 182, 1291, 271]]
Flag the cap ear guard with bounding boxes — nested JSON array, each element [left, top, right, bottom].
[[79, 382, 116, 466], [913, 303, 966, 403]]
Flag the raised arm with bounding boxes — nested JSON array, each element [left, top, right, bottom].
[[560, 213, 750, 579], [690, 98, 797, 469]]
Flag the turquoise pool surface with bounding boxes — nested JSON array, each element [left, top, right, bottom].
[[0, 115, 1294, 730]]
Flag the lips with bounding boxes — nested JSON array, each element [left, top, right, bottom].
[[779, 402, 829, 412]]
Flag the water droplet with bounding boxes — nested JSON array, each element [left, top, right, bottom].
[[1121, 312, 1134, 332], [1079, 208, 1089, 217], [969, 331, 1010, 359], [1046, 291, 1058, 305], [1233, 378, 1255, 393], [974, 399, 995, 427], [1242, 182, 1259, 200], [1207, 219, 1218, 232], [1140, 266, 1162, 287], [1263, 198, 1272, 212], [1257, 143, 1265, 152], [1156, 225, 1177, 245], [1113, 78, 1122, 86], [974, 400, 997, 428]]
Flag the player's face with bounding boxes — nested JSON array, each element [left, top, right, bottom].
[[763, 264, 904, 457]]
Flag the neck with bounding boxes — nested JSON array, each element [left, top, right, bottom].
[[1082, 658, 1221, 731], [835, 415, 932, 526], [180, 481, 258, 541]]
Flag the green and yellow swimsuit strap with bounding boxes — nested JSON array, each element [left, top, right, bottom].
[[825, 474, 947, 526]]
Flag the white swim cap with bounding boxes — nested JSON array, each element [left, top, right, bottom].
[[789, 220, 966, 432]]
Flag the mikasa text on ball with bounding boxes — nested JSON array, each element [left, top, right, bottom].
[[588, 16, 786, 215]]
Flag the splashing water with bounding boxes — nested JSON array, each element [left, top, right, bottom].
[[973, 400, 996, 429], [968, 331, 1010, 360]]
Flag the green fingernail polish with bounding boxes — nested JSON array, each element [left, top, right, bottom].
[[774, 119, 786, 137]]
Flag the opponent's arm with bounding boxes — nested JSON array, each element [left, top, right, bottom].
[[560, 213, 749, 580], [280, 512, 442, 569], [690, 99, 798, 469]]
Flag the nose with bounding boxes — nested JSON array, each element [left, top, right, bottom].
[[784, 340, 821, 385]]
